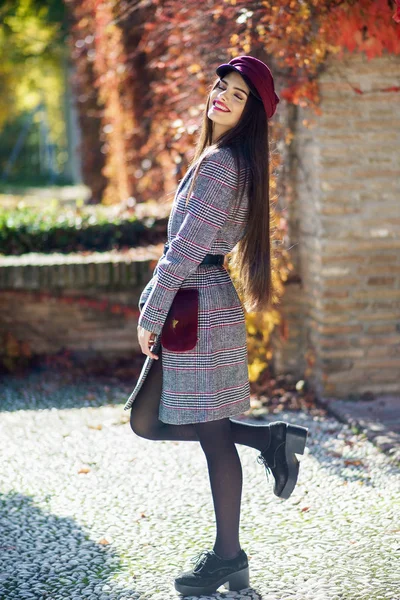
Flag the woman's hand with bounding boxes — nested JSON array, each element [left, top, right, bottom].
[[137, 325, 159, 360]]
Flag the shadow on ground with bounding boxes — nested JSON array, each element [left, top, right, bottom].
[[0, 491, 140, 599], [0, 369, 133, 412]]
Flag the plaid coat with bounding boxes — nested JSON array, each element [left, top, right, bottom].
[[125, 146, 251, 424]]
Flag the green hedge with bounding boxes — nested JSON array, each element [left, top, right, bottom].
[[0, 205, 168, 255]]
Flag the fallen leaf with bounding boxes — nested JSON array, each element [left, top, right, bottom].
[[98, 538, 110, 545], [344, 459, 362, 467], [301, 506, 310, 512], [88, 424, 103, 430], [78, 467, 91, 474]]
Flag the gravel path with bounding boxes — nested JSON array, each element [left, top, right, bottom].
[[1, 373, 399, 600]]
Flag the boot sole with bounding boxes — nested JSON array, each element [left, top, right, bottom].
[[174, 565, 250, 595], [279, 424, 308, 500]]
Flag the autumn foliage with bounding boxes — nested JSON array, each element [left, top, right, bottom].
[[64, 0, 400, 207]]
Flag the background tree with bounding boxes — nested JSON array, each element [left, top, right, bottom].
[[0, 0, 70, 183]]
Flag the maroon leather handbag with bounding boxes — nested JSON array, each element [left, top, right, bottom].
[[161, 288, 199, 351]]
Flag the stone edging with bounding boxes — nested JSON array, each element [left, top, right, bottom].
[[0, 245, 164, 290], [318, 396, 400, 465]]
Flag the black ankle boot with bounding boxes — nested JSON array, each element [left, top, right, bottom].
[[174, 548, 250, 596], [257, 421, 308, 499]]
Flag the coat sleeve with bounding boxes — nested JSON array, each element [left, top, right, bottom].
[[138, 261, 161, 312], [137, 147, 240, 335]]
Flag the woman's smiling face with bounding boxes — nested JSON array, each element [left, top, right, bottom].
[[208, 71, 251, 132]]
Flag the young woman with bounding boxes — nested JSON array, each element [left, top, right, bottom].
[[126, 55, 308, 596]]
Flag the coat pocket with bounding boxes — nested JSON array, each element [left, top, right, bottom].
[[161, 288, 199, 352]]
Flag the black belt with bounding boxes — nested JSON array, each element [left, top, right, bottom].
[[163, 242, 224, 265]]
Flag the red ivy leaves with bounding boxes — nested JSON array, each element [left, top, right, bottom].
[[326, 0, 400, 58], [393, 0, 400, 23], [66, 0, 400, 206]]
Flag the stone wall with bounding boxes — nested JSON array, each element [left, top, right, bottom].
[[272, 51, 400, 399]]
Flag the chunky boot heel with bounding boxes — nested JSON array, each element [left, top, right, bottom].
[[286, 424, 308, 455], [174, 548, 249, 596], [257, 421, 309, 500], [227, 566, 250, 591]]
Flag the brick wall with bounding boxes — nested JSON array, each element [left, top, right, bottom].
[[0, 247, 162, 363], [271, 51, 400, 399]]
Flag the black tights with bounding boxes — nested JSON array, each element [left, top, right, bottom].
[[130, 345, 271, 559]]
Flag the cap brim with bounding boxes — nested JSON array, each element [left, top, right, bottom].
[[215, 64, 262, 101]]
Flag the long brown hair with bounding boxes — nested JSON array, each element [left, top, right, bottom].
[[183, 76, 274, 313]]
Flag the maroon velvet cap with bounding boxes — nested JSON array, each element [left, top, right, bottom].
[[216, 55, 280, 119]]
